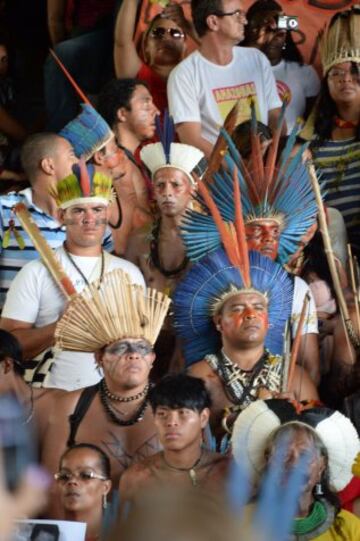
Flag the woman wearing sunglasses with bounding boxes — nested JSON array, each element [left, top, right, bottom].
[[54, 444, 112, 541], [114, 0, 190, 114]]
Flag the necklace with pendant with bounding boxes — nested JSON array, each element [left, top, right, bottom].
[[161, 450, 203, 486]]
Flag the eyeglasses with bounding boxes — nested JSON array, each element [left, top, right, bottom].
[[54, 470, 107, 483], [328, 67, 360, 82], [149, 27, 185, 40], [213, 9, 246, 19], [105, 340, 153, 357]]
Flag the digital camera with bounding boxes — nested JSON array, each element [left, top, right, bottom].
[[277, 15, 299, 31]]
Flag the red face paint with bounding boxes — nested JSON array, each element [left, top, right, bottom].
[[245, 220, 281, 260]]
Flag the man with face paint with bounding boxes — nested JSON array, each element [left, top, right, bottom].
[[59, 102, 135, 255], [174, 179, 318, 446], [126, 135, 205, 295], [0, 164, 145, 391], [126, 130, 205, 375], [98, 79, 160, 254], [41, 267, 170, 517]]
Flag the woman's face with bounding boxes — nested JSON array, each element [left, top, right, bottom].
[[327, 62, 360, 106], [144, 18, 186, 68], [56, 448, 111, 515]]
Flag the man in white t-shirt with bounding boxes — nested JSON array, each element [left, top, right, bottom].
[[167, 0, 283, 158], [0, 163, 145, 391]]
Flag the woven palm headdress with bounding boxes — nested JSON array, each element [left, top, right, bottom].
[[173, 160, 293, 365], [55, 268, 171, 351], [181, 108, 319, 266], [320, 4, 360, 75]]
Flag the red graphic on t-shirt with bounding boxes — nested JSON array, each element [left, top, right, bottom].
[[276, 80, 292, 105]]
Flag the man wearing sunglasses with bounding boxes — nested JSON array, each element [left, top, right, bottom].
[[167, 0, 284, 158]]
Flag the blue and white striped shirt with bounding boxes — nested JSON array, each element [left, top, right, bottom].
[[312, 138, 360, 256]]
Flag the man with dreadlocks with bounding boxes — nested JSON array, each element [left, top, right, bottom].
[[173, 173, 318, 447], [180, 115, 321, 384]]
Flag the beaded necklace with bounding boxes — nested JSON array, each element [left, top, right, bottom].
[[99, 379, 149, 426]]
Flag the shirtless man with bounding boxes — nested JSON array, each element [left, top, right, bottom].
[[188, 289, 318, 444], [41, 337, 161, 517], [97, 78, 159, 253], [126, 138, 204, 375], [126, 140, 205, 295], [119, 374, 229, 511], [41, 265, 170, 517]]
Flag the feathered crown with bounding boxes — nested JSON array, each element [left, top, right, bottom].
[[50, 160, 113, 209], [181, 106, 319, 266], [231, 399, 360, 492], [320, 5, 360, 74], [59, 103, 114, 161], [173, 171, 293, 365], [55, 268, 171, 351], [140, 111, 206, 186]]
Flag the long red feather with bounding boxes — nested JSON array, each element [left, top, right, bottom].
[[49, 48, 91, 105]]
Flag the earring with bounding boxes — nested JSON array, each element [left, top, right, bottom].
[[102, 493, 108, 510], [314, 483, 323, 496]]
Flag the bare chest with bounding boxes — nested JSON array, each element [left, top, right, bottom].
[[74, 398, 161, 484]]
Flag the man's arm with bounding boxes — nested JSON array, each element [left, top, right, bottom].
[[0, 318, 57, 360], [175, 122, 213, 159], [298, 333, 320, 386], [291, 365, 319, 402]]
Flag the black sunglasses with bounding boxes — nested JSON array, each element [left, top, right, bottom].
[[150, 27, 185, 40]]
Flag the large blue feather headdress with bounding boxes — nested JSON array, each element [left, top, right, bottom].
[[173, 248, 293, 365], [181, 117, 320, 266], [173, 170, 293, 365]]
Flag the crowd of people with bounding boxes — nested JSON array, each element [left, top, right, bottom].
[[0, 0, 360, 540]]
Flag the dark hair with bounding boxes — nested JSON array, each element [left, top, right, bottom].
[[0, 329, 25, 376], [191, 0, 223, 37], [30, 523, 60, 541], [244, 0, 303, 64], [232, 119, 272, 158], [311, 68, 360, 145], [149, 374, 212, 413], [20, 132, 64, 180], [60, 443, 111, 479], [97, 78, 149, 129]]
